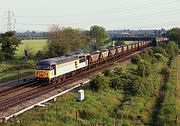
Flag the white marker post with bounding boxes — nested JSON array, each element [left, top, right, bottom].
[[77, 90, 84, 101]]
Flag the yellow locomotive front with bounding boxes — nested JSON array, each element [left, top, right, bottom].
[[35, 64, 54, 83]]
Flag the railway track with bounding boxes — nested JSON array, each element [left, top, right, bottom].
[[0, 46, 150, 113], [0, 76, 33, 90], [0, 79, 36, 97]]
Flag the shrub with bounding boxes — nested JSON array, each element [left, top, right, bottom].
[[137, 60, 151, 76], [131, 54, 141, 64], [153, 46, 167, 57], [22, 60, 36, 69], [154, 53, 166, 62], [114, 64, 126, 75], [90, 75, 110, 92], [110, 75, 123, 90], [165, 41, 179, 57], [35, 50, 47, 60], [102, 68, 114, 77]]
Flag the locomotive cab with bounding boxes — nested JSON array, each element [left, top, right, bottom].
[[35, 63, 56, 83]]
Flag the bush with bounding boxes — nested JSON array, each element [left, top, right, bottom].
[[110, 75, 123, 90], [102, 68, 114, 77], [0, 51, 5, 61], [165, 41, 179, 57], [90, 75, 110, 92], [137, 60, 151, 76], [131, 54, 141, 64], [114, 64, 126, 75], [153, 46, 167, 57], [154, 53, 166, 62], [35, 50, 47, 60], [22, 60, 36, 69]]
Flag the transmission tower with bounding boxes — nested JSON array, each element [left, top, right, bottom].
[[4, 10, 16, 32]]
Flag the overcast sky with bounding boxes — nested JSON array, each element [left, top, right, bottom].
[[0, 0, 180, 32]]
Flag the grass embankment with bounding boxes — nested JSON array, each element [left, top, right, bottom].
[[176, 56, 180, 124], [2, 89, 124, 126], [152, 56, 180, 125]]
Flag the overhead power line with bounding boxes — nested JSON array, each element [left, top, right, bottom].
[[16, 10, 180, 26], [15, 0, 179, 19]]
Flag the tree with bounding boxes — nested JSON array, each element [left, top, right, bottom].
[[89, 25, 109, 51], [24, 45, 33, 59], [168, 28, 180, 47], [0, 31, 21, 59], [47, 25, 88, 57]]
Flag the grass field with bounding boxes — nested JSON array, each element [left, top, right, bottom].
[[16, 39, 47, 58]]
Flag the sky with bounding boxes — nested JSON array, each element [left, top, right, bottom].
[[0, 0, 180, 32]]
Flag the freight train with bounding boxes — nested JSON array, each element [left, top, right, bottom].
[[35, 38, 168, 84]]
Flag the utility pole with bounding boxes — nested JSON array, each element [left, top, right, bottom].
[[4, 10, 15, 32]]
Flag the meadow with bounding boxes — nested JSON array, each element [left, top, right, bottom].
[[15, 39, 47, 58]]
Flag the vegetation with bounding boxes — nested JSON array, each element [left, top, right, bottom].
[[0, 59, 35, 82], [15, 39, 47, 58], [0, 39, 46, 82], [131, 54, 142, 64], [0, 31, 21, 60], [89, 25, 110, 51], [168, 28, 180, 47], [47, 26, 88, 57], [46, 25, 110, 57]]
